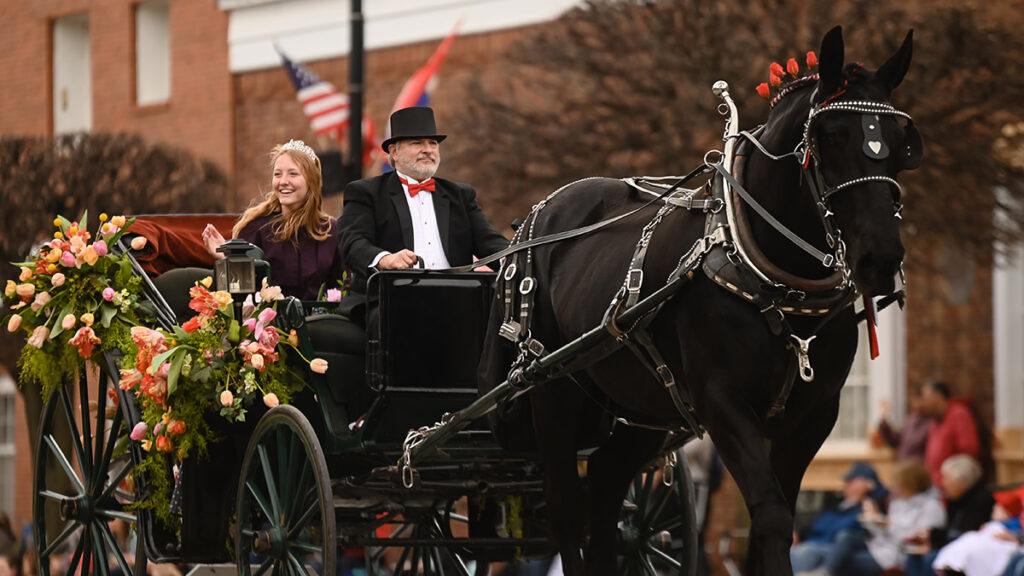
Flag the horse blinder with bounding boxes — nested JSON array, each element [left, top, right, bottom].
[[899, 121, 923, 171], [860, 112, 921, 172]]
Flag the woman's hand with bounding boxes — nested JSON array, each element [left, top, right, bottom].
[[203, 224, 227, 259]]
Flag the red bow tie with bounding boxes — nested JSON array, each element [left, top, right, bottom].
[[399, 176, 436, 197]]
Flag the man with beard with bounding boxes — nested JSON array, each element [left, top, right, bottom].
[[338, 106, 508, 321]]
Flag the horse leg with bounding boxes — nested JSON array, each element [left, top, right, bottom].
[[701, 386, 795, 576], [584, 424, 667, 576], [770, 389, 842, 515], [531, 384, 587, 575]]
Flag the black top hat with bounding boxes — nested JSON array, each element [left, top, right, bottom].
[[381, 106, 447, 153]]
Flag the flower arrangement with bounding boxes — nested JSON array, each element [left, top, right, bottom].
[[5, 211, 330, 530], [3, 212, 148, 395], [119, 275, 327, 527]]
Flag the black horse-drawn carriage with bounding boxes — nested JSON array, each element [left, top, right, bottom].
[[31, 24, 921, 576], [31, 233, 697, 576]]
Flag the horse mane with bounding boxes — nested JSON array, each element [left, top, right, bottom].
[[768, 63, 868, 110]]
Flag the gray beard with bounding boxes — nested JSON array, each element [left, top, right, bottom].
[[396, 158, 439, 181]]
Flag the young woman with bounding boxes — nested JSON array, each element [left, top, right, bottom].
[[204, 140, 345, 300]]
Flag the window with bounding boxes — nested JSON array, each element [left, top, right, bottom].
[[136, 0, 170, 106], [825, 304, 907, 449], [52, 13, 92, 134], [0, 373, 15, 516], [830, 328, 871, 442]]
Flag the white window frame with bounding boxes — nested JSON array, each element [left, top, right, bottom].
[[136, 0, 171, 106], [821, 303, 907, 453], [0, 373, 16, 517]]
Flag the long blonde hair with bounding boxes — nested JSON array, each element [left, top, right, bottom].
[[232, 144, 331, 244]]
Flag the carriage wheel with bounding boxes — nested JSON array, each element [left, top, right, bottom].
[[366, 500, 476, 576], [235, 405, 335, 576], [618, 452, 698, 576], [33, 363, 148, 576]]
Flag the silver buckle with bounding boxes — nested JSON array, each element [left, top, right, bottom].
[[499, 321, 522, 342], [626, 269, 644, 294]]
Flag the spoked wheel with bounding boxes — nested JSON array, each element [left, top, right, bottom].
[[619, 452, 698, 576], [235, 405, 335, 575], [34, 360, 147, 576], [366, 500, 476, 576]]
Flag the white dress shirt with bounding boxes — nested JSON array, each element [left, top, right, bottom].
[[370, 171, 450, 270]]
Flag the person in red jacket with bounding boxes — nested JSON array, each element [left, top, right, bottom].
[[919, 381, 982, 487]]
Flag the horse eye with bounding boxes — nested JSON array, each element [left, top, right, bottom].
[[818, 126, 849, 147]]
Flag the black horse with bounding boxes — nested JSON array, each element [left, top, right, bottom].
[[480, 26, 918, 575]]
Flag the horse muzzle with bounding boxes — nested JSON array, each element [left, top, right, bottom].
[[852, 246, 904, 297]]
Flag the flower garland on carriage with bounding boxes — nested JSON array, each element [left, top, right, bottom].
[[3, 212, 327, 529]]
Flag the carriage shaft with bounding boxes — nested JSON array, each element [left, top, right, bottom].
[[405, 275, 688, 465]]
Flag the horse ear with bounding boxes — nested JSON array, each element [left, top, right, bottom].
[[816, 26, 845, 101], [876, 29, 914, 91]]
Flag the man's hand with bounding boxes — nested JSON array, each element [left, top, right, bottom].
[[377, 250, 419, 270]]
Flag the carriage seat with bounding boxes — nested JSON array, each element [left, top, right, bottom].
[[304, 313, 365, 356], [302, 312, 370, 420], [150, 266, 213, 323]]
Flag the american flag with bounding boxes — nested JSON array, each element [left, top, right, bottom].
[[277, 48, 349, 139]]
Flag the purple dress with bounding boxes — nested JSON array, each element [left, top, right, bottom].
[[237, 214, 346, 301]]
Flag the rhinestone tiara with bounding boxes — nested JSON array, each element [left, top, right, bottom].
[[281, 139, 317, 161]]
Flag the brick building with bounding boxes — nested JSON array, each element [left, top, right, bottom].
[[0, 0, 1022, 572]]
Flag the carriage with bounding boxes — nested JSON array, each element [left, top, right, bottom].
[[29, 220, 699, 576], [26, 24, 921, 576]]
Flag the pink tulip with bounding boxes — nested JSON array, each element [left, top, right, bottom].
[[310, 358, 328, 374], [263, 393, 279, 408], [61, 314, 76, 330], [51, 273, 65, 287], [250, 353, 265, 371], [257, 307, 276, 325], [31, 292, 51, 312], [27, 326, 49, 348], [326, 288, 342, 302], [102, 287, 116, 301], [7, 315, 22, 332], [93, 240, 108, 257], [220, 390, 234, 407], [153, 422, 163, 435], [15, 283, 35, 298], [61, 252, 76, 267], [130, 236, 148, 250], [130, 422, 148, 441]]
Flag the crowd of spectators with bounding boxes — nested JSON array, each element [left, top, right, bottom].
[[792, 381, 1021, 576]]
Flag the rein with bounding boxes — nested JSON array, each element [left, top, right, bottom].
[[438, 163, 713, 275]]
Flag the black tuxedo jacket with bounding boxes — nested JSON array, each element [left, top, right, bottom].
[[338, 172, 509, 293]]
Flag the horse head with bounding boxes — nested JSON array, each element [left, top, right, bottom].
[[803, 26, 920, 297]]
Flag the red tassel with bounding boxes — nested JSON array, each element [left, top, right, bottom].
[[864, 295, 880, 360], [756, 83, 771, 99], [769, 73, 782, 87], [806, 51, 818, 68], [787, 58, 800, 76], [770, 62, 785, 77]]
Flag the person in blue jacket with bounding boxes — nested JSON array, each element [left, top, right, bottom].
[[791, 462, 888, 574]]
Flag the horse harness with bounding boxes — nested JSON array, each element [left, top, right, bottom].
[[491, 93, 918, 431]]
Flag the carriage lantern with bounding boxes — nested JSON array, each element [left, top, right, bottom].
[[215, 239, 266, 317]]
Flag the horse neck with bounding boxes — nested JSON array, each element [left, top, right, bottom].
[[743, 98, 832, 280]]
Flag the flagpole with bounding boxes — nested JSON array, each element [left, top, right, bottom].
[[348, 0, 364, 181]]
